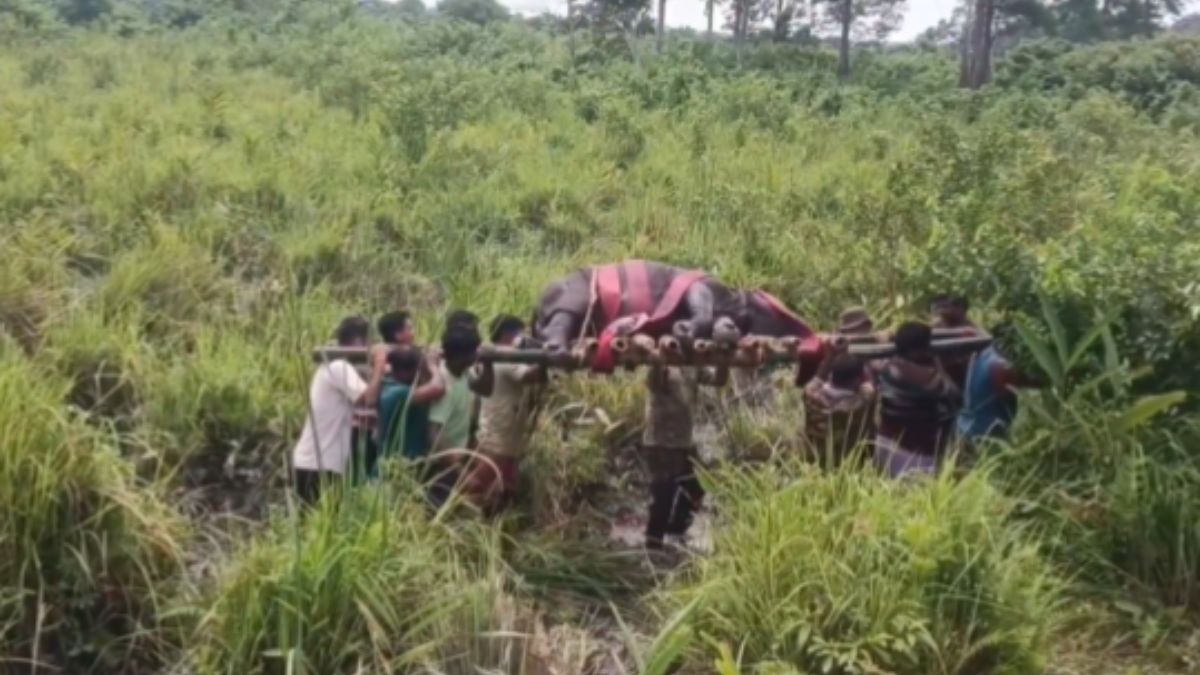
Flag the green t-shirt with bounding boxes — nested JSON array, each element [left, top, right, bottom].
[[428, 365, 473, 451], [378, 380, 430, 465]]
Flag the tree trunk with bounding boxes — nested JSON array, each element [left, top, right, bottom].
[[958, 0, 973, 87], [734, 1, 745, 65], [706, 0, 713, 38], [656, 0, 666, 53], [964, 0, 995, 89], [837, 0, 852, 79], [566, 0, 576, 61]]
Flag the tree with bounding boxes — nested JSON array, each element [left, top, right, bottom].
[[814, 0, 907, 79], [724, 0, 766, 56], [55, 0, 112, 24], [655, 0, 665, 51], [436, 0, 508, 25], [396, 0, 428, 19], [579, 0, 652, 61], [961, 0, 1053, 88], [1, 0, 63, 30], [768, 0, 802, 40], [1056, 0, 1182, 40], [1173, 12, 1200, 34]]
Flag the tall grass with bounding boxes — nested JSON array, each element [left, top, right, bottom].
[[191, 483, 535, 675], [651, 460, 1064, 674], [992, 306, 1200, 614], [2, 15, 1200, 673], [0, 344, 186, 673]]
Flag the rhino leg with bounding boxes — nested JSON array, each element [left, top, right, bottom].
[[539, 311, 579, 352], [674, 282, 716, 340]]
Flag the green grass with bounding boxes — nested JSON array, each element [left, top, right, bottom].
[[190, 483, 536, 675], [0, 344, 186, 673], [650, 460, 1064, 674], [2, 11, 1200, 674]]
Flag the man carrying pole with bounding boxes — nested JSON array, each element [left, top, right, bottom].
[[641, 361, 729, 550]]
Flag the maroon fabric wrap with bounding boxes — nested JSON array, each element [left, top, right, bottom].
[[750, 290, 825, 386], [593, 268, 709, 373], [751, 290, 815, 338]]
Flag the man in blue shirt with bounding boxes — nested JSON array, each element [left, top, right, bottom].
[[376, 347, 445, 476], [957, 327, 1038, 444]]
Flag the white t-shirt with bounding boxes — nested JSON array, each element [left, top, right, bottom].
[[476, 363, 540, 458], [293, 360, 367, 474]]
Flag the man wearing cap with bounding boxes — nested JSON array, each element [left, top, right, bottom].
[[837, 307, 875, 337], [835, 306, 885, 384]]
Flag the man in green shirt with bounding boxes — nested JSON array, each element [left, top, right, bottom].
[[427, 325, 481, 505], [428, 326, 481, 452]]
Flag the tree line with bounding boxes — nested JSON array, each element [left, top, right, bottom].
[[2, 0, 1193, 85]]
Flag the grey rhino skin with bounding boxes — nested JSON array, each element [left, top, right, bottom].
[[532, 261, 803, 350]]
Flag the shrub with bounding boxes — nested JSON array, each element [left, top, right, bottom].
[[652, 461, 1063, 675], [992, 308, 1198, 613], [0, 344, 186, 673], [191, 485, 533, 674], [98, 231, 230, 341]]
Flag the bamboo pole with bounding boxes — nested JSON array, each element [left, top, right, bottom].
[[313, 334, 993, 369]]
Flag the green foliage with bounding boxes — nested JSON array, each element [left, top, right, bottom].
[[192, 485, 532, 674], [3, 7, 1200, 671], [437, 0, 509, 25], [654, 460, 1064, 674], [997, 37, 1200, 116], [993, 306, 1200, 613], [0, 345, 186, 673]]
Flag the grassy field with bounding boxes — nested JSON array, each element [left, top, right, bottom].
[[3, 4, 1200, 673]]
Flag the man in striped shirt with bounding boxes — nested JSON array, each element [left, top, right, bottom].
[[874, 322, 961, 478], [803, 350, 876, 466]]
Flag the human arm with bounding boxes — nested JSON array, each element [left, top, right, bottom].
[[410, 355, 446, 405], [992, 359, 1041, 391], [798, 336, 846, 387], [338, 351, 386, 408], [469, 361, 495, 397]]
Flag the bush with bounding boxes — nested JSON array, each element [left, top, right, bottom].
[[991, 310, 1198, 613], [191, 484, 533, 674], [0, 345, 186, 673], [652, 461, 1063, 674], [98, 231, 230, 341]]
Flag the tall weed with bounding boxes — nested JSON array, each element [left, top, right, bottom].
[[192, 484, 534, 674], [0, 345, 186, 673], [652, 461, 1063, 675]]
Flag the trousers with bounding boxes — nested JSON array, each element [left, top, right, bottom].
[[641, 445, 704, 548]]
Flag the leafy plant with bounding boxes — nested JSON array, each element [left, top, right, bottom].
[[651, 460, 1064, 674]]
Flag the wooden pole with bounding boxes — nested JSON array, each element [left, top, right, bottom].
[[313, 333, 993, 369]]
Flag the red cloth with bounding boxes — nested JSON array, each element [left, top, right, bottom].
[[593, 267, 708, 373], [750, 289, 815, 338], [597, 264, 622, 324], [750, 289, 826, 385], [594, 260, 657, 321]]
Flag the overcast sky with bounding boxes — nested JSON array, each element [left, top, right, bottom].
[[498, 0, 1198, 42]]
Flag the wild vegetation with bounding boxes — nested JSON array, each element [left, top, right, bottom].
[[2, 0, 1200, 672]]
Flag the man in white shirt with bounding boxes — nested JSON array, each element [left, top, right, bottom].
[[293, 317, 386, 505]]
